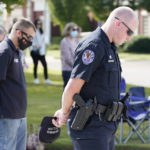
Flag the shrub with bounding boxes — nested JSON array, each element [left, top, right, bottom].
[[47, 37, 62, 50], [121, 36, 150, 53]]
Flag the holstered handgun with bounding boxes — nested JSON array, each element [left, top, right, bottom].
[[71, 94, 97, 130]]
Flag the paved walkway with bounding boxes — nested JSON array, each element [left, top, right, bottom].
[[121, 60, 150, 88], [26, 56, 150, 88]]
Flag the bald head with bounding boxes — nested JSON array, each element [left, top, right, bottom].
[[108, 6, 138, 27], [102, 6, 138, 46]]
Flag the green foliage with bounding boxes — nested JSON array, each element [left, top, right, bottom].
[[87, 0, 115, 21], [121, 36, 150, 53], [48, 0, 150, 32], [48, 0, 90, 32], [46, 37, 62, 51], [1, 0, 25, 13], [138, 0, 150, 12], [87, 0, 150, 21]]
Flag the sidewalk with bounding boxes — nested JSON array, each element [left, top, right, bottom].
[[26, 56, 150, 88], [121, 60, 150, 88]]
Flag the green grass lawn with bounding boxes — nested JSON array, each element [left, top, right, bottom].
[[25, 69, 150, 150], [25, 70, 73, 149], [47, 49, 60, 59]]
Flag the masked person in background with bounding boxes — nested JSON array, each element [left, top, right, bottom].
[[30, 19, 53, 85], [60, 22, 80, 88], [0, 18, 36, 150]]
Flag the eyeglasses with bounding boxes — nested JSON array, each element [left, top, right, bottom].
[[115, 17, 134, 36], [16, 29, 33, 41]]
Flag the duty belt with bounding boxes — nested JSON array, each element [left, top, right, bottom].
[[95, 102, 124, 122], [71, 93, 129, 130]]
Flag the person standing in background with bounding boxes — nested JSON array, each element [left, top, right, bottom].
[[87, 11, 98, 31], [30, 19, 53, 85], [60, 22, 80, 88]]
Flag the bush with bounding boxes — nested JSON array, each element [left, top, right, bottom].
[[121, 36, 150, 53], [47, 37, 62, 50]]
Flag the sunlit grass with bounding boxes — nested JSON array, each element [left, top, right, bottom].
[[47, 49, 60, 59]]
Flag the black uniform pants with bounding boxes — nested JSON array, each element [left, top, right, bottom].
[[67, 111, 118, 150], [30, 51, 48, 79], [71, 134, 115, 150]]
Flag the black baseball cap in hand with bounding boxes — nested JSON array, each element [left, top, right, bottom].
[[39, 116, 61, 143]]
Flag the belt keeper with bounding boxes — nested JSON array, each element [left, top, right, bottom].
[[95, 104, 106, 121]]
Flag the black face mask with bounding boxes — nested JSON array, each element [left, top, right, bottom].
[[18, 37, 32, 50]]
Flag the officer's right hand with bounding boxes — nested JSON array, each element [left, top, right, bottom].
[[52, 109, 70, 128]]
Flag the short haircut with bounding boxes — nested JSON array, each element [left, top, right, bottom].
[[63, 22, 78, 36], [12, 18, 36, 33]]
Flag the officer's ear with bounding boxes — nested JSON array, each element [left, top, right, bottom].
[[114, 19, 122, 27]]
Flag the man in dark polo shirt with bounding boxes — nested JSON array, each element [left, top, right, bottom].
[[0, 18, 35, 150], [52, 7, 138, 150]]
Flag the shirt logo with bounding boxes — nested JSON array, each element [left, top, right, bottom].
[[14, 58, 19, 63], [108, 55, 114, 63], [82, 50, 95, 65]]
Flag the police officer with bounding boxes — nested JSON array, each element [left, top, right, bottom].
[[0, 19, 35, 150], [53, 7, 138, 150]]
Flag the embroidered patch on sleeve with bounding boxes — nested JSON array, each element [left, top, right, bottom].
[[82, 50, 95, 65]]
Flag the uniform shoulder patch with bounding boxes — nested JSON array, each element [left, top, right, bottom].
[[82, 50, 95, 65]]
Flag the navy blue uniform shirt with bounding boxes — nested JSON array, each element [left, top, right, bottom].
[[68, 27, 121, 139], [71, 27, 121, 105], [0, 38, 27, 119]]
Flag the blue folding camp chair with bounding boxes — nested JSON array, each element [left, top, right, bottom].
[[120, 77, 126, 94], [120, 87, 150, 144], [123, 99, 150, 143]]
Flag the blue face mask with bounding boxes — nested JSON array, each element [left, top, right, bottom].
[[70, 31, 78, 38]]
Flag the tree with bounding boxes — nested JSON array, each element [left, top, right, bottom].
[[48, 0, 91, 32], [138, 0, 150, 11], [86, 0, 115, 21], [49, 0, 150, 31], [1, 0, 25, 14], [87, 0, 150, 21]]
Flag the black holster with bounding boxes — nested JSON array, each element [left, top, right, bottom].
[[71, 94, 97, 130], [71, 93, 129, 130]]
